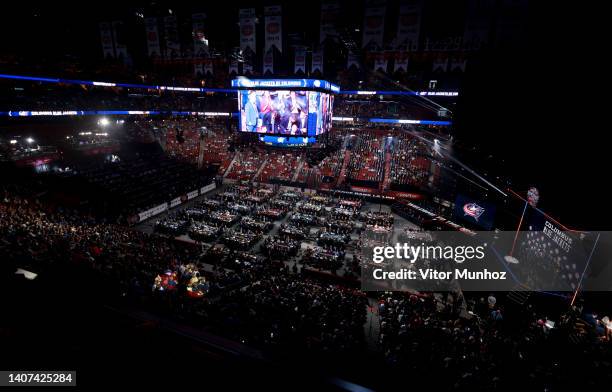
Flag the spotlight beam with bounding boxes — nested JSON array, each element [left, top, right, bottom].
[[408, 130, 507, 197]]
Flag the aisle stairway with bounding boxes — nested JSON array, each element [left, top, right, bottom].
[[253, 157, 269, 181], [507, 285, 531, 306], [381, 151, 392, 191], [292, 159, 305, 182], [223, 152, 239, 178], [197, 138, 205, 169], [364, 298, 381, 351], [336, 150, 351, 187]]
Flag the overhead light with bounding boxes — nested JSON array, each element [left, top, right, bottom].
[[15, 268, 38, 280], [10, 139, 17, 144], [98, 118, 110, 126], [26, 137, 35, 144]]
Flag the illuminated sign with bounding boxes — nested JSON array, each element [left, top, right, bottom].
[[259, 135, 316, 146], [231, 78, 339, 93], [453, 195, 496, 230], [0, 73, 460, 97], [0, 109, 452, 127], [92, 81, 116, 87], [1, 110, 233, 117], [463, 203, 485, 221], [237, 89, 334, 136]]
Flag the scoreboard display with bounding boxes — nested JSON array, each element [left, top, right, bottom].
[[232, 79, 337, 137]]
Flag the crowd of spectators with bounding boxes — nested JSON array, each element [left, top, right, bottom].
[[346, 133, 385, 184], [376, 290, 612, 389], [0, 81, 234, 112], [214, 274, 367, 352], [333, 97, 435, 120], [3, 165, 612, 389], [255, 150, 303, 183], [225, 148, 266, 181], [388, 134, 432, 189], [165, 125, 201, 164], [317, 148, 345, 179], [66, 151, 210, 218], [0, 181, 369, 356], [201, 130, 235, 174]]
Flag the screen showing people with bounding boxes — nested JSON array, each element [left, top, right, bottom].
[[308, 91, 334, 136], [239, 89, 333, 136]]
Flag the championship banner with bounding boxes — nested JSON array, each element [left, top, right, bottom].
[[393, 52, 409, 72], [263, 50, 274, 74], [192, 13, 209, 58], [362, 1, 386, 49], [239, 8, 257, 54], [203, 60, 213, 75], [294, 46, 306, 74], [320, 2, 340, 44], [229, 59, 239, 75], [396, 0, 421, 50], [347, 52, 360, 69], [163, 15, 181, 58], [432, 56, 449, 72], [264, 5, 283, 53], [194, 63, 203, 76], [111, 21, 128, 60], [243, 62, 253, 75], [450, 56, 467, 72], [373, 52, 388, 72], [144, 18, 161, 57], [311, 48, 323, 74], [463, 0, 492, 50], [99, 22, 115, 59]]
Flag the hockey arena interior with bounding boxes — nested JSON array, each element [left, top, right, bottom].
[[1, 1, 611, 390]]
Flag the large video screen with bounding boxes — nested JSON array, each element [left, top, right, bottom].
[[310, 91, 334, 136], [238, 90, 333, 136]]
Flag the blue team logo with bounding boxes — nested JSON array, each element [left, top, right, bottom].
[[463, 203, 485, 221]]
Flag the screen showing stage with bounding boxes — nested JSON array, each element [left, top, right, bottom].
[[238, 90, 333, 136]]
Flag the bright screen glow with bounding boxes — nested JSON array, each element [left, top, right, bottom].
[[238, 90, 333, 136]]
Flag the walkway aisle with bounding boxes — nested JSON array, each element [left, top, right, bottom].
[[364, 297, 381, 351], [291, 158, 305, 182], [336, 150, 351, 187], [223, 152, 240, 178], [381, 151, 392, 191]]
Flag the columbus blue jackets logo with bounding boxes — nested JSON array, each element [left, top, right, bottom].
[[463, 203, 485, 221]]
